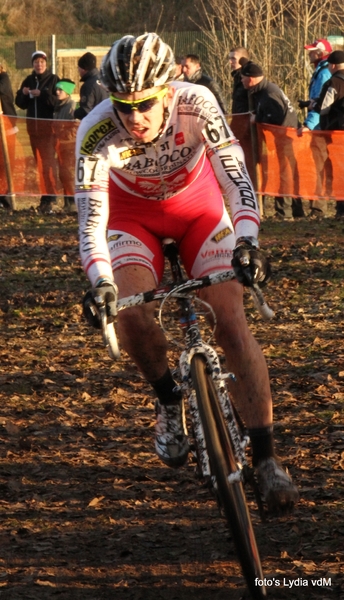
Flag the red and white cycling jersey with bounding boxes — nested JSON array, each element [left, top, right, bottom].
[[75, 81, 260, 286]]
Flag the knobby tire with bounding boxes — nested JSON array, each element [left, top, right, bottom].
[[191, 354, 267, 599]]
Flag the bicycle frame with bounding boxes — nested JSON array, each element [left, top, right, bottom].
[[96, 239, 273, 481], [160, 241, 249, 481]]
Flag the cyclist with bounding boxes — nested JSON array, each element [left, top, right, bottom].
[[76, 33, 299, 512]]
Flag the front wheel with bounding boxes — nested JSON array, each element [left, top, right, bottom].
[[191, 354, 267, 599]]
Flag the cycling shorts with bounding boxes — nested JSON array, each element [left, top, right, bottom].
[[107, 157, 236, 284]]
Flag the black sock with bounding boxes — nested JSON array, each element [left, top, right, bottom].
[[248, 425, 275, 466], [149, 369, 181, 405]]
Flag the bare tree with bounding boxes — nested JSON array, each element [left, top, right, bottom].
[[195, 0, 343, 110]]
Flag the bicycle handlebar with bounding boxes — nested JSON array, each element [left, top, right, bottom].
[[97, 303, 121, 360], [250, 284, 275, 321], [99, 270, 274, 359]]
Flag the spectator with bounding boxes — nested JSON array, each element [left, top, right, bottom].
[[0, 61, 16, 117], [228, 47, 253, 178], [241, 61, 302, 219], [74, 52, 108, 120], [174, 56, 185, 81], [53, 78, 77, 211], [229, 46, 249, 114], [0, 60, 17, 209], [298, 38, 332, 218], [183, 53, 227, 113], [15, 50, 59, 213], [316, 50, 344, 219]]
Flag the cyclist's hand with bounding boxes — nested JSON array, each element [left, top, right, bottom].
[[232, 237, 271, 287], [82, 280, 118, 328]]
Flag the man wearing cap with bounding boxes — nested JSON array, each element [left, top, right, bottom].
[[15, 51, 60, 213], [316, 50, 344, 219], [228, 48, 253, 181], [74, 52, 108, 120], [241, 61, 301, 220], [298, 39, 332, 217], [317, 50, 344, 131], [300, 39, 333, 131]]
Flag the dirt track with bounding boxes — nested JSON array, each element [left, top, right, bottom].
[[0, 209, 343, 599]]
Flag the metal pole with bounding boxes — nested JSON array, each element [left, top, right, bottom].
[[248, 95, 263, 216], [51, 34, 56, 74], [0, 99, 16, 210]]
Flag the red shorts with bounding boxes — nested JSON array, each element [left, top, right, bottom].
[[107, 157, 236, 283]]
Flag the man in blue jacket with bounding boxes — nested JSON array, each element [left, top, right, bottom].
[[298, 39, 332, 217]]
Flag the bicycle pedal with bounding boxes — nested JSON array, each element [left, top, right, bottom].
[[220, 372, 236, 381]]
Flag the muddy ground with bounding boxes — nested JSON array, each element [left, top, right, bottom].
[[0, 207, 343, 599]]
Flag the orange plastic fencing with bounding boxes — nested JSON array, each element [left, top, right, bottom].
[[1, 113, 344, 200], [256, 122, 344, 200], [0, 115, 78, 197], [231, 113, 344, 200]]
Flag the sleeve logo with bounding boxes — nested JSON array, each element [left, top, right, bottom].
[[80, 118, 117, 155]]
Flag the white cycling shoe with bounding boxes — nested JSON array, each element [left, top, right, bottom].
[[155, 399, 189, 468], [256, 456, 299, 513]]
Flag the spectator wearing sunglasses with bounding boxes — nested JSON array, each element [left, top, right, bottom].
[[75, 33, 298, 513]]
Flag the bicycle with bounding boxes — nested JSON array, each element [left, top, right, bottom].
[[90, 238, 274, 599]]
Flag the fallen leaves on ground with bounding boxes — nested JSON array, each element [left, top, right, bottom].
[[0, 209, 343, 599]]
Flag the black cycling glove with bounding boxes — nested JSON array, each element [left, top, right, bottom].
[[232, 237, 271, 287], [82, 279, 118, 328]]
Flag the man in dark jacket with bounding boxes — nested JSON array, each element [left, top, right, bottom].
[[0, 61, 17, 208], [241, 61, 302, 219], [15, 50, 60, 212], [74, 52, 108, 120], [183, 54, 227, 114], [241, 62, 298, 127], [228, 48, 253, 178], [316, 50, 344, 219], [229, 46, 250, 115], [0, 62, 16, 117], [318, 50, 344, 130]]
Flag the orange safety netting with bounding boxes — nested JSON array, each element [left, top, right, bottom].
[[1, 113, 344, 200], [0, 115, 78, 197], [229, 113, 344, 200]]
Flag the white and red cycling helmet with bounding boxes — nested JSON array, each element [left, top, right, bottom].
[[101, 32, 175, 93]]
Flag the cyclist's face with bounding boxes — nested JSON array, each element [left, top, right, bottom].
[[114, 86, 174, 143]]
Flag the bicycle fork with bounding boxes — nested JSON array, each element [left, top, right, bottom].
[[178, 342, 248, 483]]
